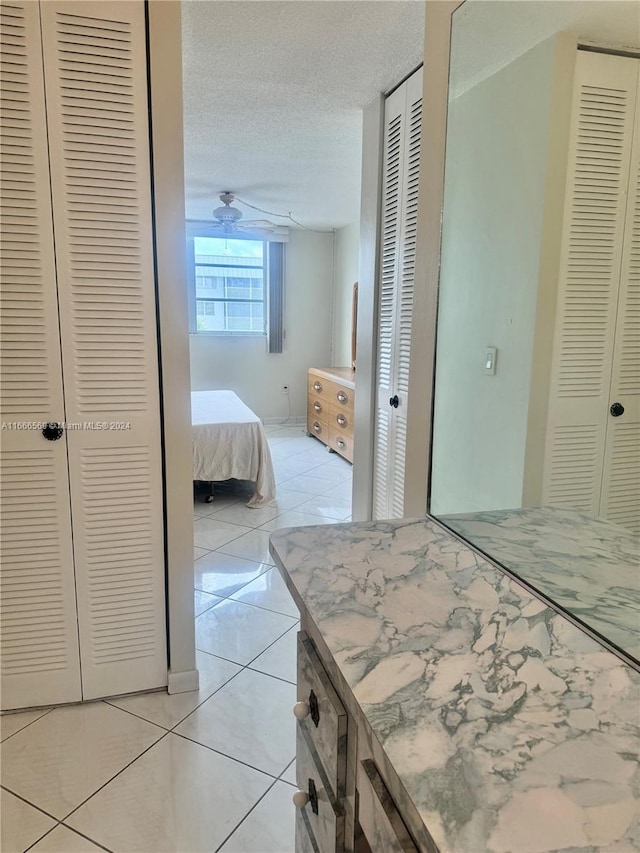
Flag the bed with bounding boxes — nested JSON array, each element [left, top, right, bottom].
[[191, 390, 276, 507]]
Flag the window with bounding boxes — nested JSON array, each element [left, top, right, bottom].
[[189, 236, 266, 334], [187, 223, 286, 351]]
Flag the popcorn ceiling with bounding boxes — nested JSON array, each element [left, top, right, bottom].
[[181, 0, 425, 229]]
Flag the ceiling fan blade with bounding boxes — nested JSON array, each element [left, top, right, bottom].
[[237, 219, 276, 231]]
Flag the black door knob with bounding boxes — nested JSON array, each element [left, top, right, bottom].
[[389, 395, 399, 409], [610, 402, 625, 418], [42, 422, 64, 441]]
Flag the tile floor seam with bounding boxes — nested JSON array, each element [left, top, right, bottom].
[[245, 664, 296, 686], [212, 777, 281, 853], [0, 785, 60, 824], [0, 707, 55, 744], [242, 623, 300, 671], [165, 665, 247, 733], [59, 730, 170, 825], [57, 825, 114, 853], [170, 730, 285, 782], [22, 823, 114, 853], [21, 821, 63, 853]]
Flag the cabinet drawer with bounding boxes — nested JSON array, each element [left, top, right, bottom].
[[296, 809, 321, 853], [296, 726, 344, 853], [308, 373, 332, 399], [296, 633, 347, 799], [307, 415, 329, 441], [328, 428, 353, 462], [308, 395, 327, 420], [356, 759, 418, 853], [308, 373, 354, 414], [328, 404, 353, 435]]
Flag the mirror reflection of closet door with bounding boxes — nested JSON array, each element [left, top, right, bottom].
[[542, 50, 640, 532], [373, 67, 422, 520]]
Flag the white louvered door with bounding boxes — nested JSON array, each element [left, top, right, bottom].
[[0, 0, 82, 709], [600, 67, 640, 532], [39, 1, 166, 699], [542, 51, 640, 531], [373, 68, 422, 519]]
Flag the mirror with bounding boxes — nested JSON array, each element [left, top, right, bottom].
[[429, 0, 640, 667]]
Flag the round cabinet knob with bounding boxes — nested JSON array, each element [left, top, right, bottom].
[[337, 391, 348, 404], [293, 701, 310, 720], [313, 422, 322, 434], [610, 402, 625, 417], [42, 422, 64, 441], [314, 402, 322, 413], [313, 382, 322, 392], [293, 790, 310, 809]]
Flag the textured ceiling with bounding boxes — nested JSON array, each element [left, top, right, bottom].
[[181, 0, 425, 229]]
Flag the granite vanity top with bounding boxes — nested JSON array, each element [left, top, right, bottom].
[[442, 506, 640, 662], [270, 518, 640, 853]]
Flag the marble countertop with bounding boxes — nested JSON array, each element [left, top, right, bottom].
[[442, 507, 640, 663], [270, 518, 640, 853]]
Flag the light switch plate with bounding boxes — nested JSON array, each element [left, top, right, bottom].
[[484, 346, 497, 375]]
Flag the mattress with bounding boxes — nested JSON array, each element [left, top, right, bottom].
[[191, 390, 276, 507]]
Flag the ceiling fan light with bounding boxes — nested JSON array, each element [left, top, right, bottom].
[[213, 203, 242, 224]]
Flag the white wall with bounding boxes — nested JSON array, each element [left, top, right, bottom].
[[331, 221, 360, 367], [189, 229, 334, 420], [430, 35, 563, 515]]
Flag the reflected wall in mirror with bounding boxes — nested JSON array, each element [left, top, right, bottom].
[[429, 0, 640, 665]]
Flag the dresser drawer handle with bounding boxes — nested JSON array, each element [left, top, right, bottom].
[[313, 422, 322, 434], [293, 779, 319, 815], [313, 381, 323, 392], [313, 401, 322, 413], [336, 391, 348, 404], [336, 414, 347, 428]]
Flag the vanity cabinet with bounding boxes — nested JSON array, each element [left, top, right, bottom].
[[293, 631, 431, 853]]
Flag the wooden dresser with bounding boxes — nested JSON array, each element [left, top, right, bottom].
[[307, 368, 355, 463]]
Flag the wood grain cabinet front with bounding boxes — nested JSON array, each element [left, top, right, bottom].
[[307, 368, 355, 463]]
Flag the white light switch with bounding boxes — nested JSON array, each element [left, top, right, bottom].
[[484, 347, 497, 375]]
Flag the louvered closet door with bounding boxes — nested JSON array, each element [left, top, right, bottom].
[[0, 0, 82, 709], [542, 52, 637, 515], [600, 63, 640, 532], [373, 68, 422, 519], [39, 1, 166, 699]]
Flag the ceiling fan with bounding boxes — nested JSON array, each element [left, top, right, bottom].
[[206, 192, 277, 235]]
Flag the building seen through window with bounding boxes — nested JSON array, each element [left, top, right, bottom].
[[194, 237, 265, 333]]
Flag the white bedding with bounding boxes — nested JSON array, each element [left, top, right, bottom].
[[191, 390, 276, 507]]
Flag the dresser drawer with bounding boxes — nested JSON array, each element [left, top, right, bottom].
[[308, 395, 328, 420], [296, 633, 347, 800], [307, 415, 329, 442], [328, 404, 353, 435], [296, 726, 344, 853], [356, 759, 418, 853], [308, 373, 332, 399], [308, 373, 354, 414], [328, 428, 353, 462]]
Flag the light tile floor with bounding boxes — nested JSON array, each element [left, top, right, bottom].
[[0, 425, 352, 853]]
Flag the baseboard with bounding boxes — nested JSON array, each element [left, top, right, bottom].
[[262, 415, 306, 426], [167, 667, 200, 694]]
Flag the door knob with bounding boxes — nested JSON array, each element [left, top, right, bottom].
[[42, 422, 64, 441], [293, 701, 309, 720], [389, 395, 399, 408], [610, 402, 624, 417]]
